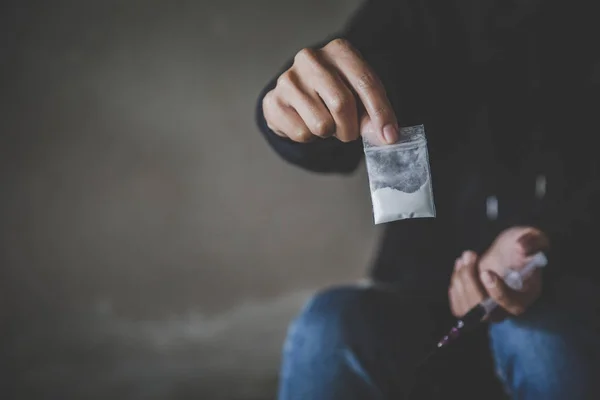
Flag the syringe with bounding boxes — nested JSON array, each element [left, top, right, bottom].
[[436, 252, 548, 349]]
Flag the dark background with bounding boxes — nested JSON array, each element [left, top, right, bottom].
[[0, 1, 382, 399]]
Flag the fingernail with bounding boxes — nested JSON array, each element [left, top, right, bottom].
[[383, 124, 398, 144], [461, 251, 470, 264], [481, 271, 495, 287]]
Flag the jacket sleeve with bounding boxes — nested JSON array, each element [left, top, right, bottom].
[[255, 0, 419, 174]]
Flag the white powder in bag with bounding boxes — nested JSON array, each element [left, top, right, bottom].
[[363, 124, 436, 224], [371, 178, 434, 223]]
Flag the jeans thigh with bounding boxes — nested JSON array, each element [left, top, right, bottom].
[[489, 276, 600, 400]]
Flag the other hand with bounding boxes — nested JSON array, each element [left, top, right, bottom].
[[263, 38, 399, 145], [449, 248, 543, 320], [476, 227, 548, 316]]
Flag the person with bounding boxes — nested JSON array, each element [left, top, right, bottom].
[[255, 1, 600, 399]]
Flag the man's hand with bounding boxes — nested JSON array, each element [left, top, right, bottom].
[[449, 251, 489, 318], [449, 227, 548, 319], [263, 38, 399, 145], [477, 227, 548, 316], [479, 227, 549, 280]]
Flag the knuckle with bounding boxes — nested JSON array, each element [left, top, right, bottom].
[[262, 90, 278, 110], [327, 38, 352, 52], [294, 129, 314, 143], [294, 48, 319, 66], [328, 94, 352, 114], [357, 72, 377, 90], [262, 95, 282, 131], [276, 71, 295, 89], [313, 119, 334, 137]]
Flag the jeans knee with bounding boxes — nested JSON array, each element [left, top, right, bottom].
[[283, 286, 369, 356], [278, 286, 383, 399], [278, 286, 445, 399], [490, 305, 597, 399]]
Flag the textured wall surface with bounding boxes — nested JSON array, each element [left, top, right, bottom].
[[0, 1, 379, 398]]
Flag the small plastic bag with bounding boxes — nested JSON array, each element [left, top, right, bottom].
[[363, 124, 436, 224]]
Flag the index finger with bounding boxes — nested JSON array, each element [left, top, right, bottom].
[[322, 39, 398, 144]]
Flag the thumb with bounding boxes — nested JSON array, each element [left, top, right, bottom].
[[518, 230, 550, 256], [360, 113, 399, 146], [480, 270, 526, 316]]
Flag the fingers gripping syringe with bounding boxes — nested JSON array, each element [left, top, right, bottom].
[[437, 252, 548, 349]]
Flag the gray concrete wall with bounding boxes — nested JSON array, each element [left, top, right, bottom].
[[0, 1, 379, 399]]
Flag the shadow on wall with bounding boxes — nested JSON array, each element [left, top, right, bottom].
[[0, 0, 376, 399]]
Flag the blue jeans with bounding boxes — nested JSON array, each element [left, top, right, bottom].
[[278, 278, 600, 399]]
